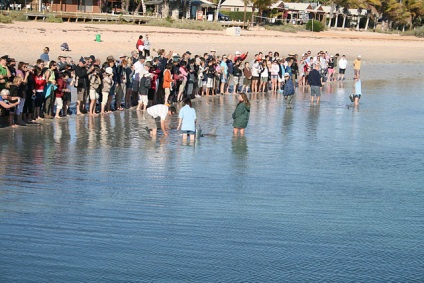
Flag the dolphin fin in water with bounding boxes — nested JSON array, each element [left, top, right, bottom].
[[196, 124, 218, 138]]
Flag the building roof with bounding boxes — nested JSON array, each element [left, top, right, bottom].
[[284, 3, 312, 11], [221, 0, 249, 8]]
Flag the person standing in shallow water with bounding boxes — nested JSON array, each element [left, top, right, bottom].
[[353, 75, 362, 106], [177, 98, 197, 142], [232, 93, 250, 136]]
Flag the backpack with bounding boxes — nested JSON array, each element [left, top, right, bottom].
[[141, 75, 151, 89]]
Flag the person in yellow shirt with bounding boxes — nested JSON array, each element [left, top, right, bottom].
[[353, 55, 361, 77]]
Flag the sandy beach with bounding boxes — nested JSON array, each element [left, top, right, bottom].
[[1, 21, 423, 66]]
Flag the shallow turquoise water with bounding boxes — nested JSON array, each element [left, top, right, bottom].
[[1, 78, 423, 282]]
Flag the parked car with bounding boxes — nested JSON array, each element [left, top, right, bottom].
[[206, 12, 231, 22]]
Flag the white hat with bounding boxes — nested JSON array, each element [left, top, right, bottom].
[[284, 72, 290, 77], [172, 53, 179, 57], [235, 51, 241, 55], [105, 67, 113, 75], [357, 55, 361, 58], [145, 56, 153, 62], [119, 53, 126, 58], [210, 48, 216, 52]]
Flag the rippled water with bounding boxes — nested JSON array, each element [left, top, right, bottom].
[[1, 77, 424, 282]]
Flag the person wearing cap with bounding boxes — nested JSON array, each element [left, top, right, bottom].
[[57, 56, 67, 71], [0, 56, 11, 91], [74, 57, 88, 115], [353, 55, 361, 77], [40, 47, 50, 62], [337, 55, 347, 81], [144, 104, 177, 137], [101, 67, 113, 114], [308, 64, 323, 103], [283, 72, 295, 108], [234, 50, 248, 63]]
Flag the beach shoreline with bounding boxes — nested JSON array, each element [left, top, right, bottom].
[[1, 21, 423, 68]]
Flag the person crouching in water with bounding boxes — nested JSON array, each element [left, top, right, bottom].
[[177, 98, 197, 142], [232, 93, 250, 136], [283, 72, 295, 109]]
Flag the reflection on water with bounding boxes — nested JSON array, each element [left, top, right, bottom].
[[1, 78, 424, 282]]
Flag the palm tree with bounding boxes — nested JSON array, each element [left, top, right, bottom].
[[252, 0, 279, 24], [243, 0, 251, 26], [161, 0, 170, 18], [133, 0, 146, 15], [215, 0, 224, 21]]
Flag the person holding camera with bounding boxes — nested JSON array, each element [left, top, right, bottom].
[[88, 68, 101, 116], [101, 67, 113, 114], [0, 55, 12, 91]]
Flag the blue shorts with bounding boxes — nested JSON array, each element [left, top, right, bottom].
[[182, 130, 196, 135]]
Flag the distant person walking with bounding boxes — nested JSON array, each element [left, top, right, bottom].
[[232, 93, 250, 136], [353, 55, 361, 77]]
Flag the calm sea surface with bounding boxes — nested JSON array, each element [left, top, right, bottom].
[[1, 72, 424, 282]]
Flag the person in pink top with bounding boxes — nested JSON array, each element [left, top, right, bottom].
[[177, 61, 188, 103]]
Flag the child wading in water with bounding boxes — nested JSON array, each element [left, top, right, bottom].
[[232, 93, 250, 136]]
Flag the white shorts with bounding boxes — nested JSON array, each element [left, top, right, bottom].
[[89, 89, 98, 100], [101, 92, 108, 105], [138, 94, 148, 105], [55, 97, 63, 109], [206, 78, 214, 88]]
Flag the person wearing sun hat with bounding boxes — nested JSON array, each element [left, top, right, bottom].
[[283, 72, 295, 108], [353, 55, 361, 77]]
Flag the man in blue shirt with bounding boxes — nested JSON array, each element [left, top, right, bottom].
[[40, 47, 50, 62]]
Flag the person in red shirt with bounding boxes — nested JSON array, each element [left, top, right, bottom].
[[136, 35, 144, 58], [55, 74, 68, 118], [234, 51, 248, 62], [33, 66, 46, 120]]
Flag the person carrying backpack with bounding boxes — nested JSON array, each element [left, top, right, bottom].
[[137, 62, 151, 112]]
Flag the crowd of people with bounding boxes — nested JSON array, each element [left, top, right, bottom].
[[0, 37, 362, 136]]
